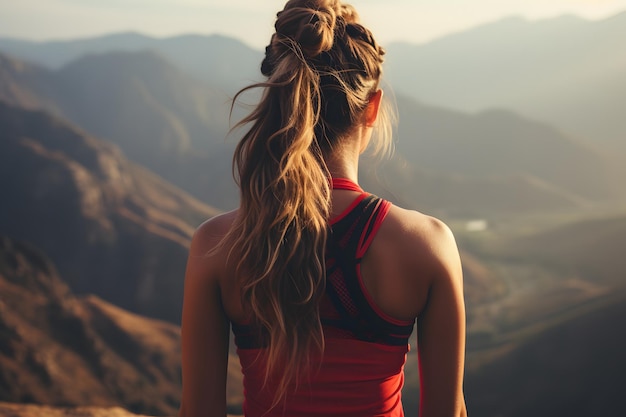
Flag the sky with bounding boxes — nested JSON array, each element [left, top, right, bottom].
[[1, 0, 626, 49]]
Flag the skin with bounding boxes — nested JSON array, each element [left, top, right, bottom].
[[178, 91, 468, 417]]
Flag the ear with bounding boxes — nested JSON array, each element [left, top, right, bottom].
[[364, 89, 383, 127]]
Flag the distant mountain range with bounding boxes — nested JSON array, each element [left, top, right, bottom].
[[0, 100, 219, 323], [0, 32, 263, 94], [1, 50, 622, 217], [0, 12, 623, 152], [385, 12, 626, 151]]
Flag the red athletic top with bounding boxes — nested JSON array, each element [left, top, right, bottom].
[[231, 178, 415, 417]]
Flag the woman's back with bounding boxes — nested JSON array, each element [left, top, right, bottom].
[[192, 180, 462, 416], [230, 180, 414, 416], [178, 1, 467, 416]]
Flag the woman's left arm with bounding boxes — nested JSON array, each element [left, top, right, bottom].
[[179, 220, 230, 417]]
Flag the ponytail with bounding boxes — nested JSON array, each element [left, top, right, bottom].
[[224, 0, 391, 407]]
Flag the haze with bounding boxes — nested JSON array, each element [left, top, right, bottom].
[[2, 0, 626, 47]]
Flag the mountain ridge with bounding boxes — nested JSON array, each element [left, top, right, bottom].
[[384, 10, 626, 150], [0, 100, 219, 323]]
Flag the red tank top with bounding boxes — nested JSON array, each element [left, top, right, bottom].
[[231, 178, 415, 417]]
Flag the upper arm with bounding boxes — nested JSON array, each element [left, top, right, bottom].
[[179, 219, 231, 417], [415, 219, 467, 417]]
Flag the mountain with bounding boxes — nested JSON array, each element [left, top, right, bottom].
[[0, 51, 240, 210], [0, 236, 243, 416], [361, 95, 625, 218], [0, 32, 263, 94], [385, 12, 626, 151], [393, 97, 623, 200], [0, 53, 57, 110], [0, 100, 220, 322], [0, 236, 180, 415]]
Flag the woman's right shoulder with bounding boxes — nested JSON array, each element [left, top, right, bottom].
[[382, 205, 462, 289]]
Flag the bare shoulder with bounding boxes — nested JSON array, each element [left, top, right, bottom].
[[186, 210, 238, 282], [381, 204, 462, 286], [189, 209, 238, 257], [361, 203, 462, 320]]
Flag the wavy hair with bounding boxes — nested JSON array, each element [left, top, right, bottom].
[[225, 0, 392, 406]]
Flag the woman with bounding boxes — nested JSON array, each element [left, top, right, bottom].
[[179, 1, 467, 416]]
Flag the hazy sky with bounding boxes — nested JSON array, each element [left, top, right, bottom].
[[1, 0, 625, 48]]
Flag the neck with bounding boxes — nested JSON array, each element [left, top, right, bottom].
[[327, 163, 357, 183], [325, 130, 367, 182]]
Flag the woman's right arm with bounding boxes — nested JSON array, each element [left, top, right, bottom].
[[179, 218, 231, 417], [415, 219, 468, 417]]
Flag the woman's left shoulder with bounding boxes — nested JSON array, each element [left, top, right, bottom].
[[186, 209, 239, 281], [190, 210, 238, 254]]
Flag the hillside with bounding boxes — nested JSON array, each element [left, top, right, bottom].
[[392, 96, 624, 201], [0, 236, 180, 415], [0, 101, 220, 322], [0, 236, 243, 416], [0, 51, 240, 209]]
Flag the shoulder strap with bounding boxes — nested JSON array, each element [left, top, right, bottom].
[[325, 195, 414, 345]]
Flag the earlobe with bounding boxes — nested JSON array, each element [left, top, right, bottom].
[[365, 89, 383, 127]]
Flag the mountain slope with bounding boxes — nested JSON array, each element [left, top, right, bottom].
[[0, 236, 243, 416], [0, 51, 239, 209], [392, 96, 623, 201], [0, 101, 219, 322], [0, 236, 180, 415]]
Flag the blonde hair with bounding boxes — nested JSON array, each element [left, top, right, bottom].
[[226, 0, 392, 406]]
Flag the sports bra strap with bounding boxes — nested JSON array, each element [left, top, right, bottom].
[[331, 177, 364, 193]]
